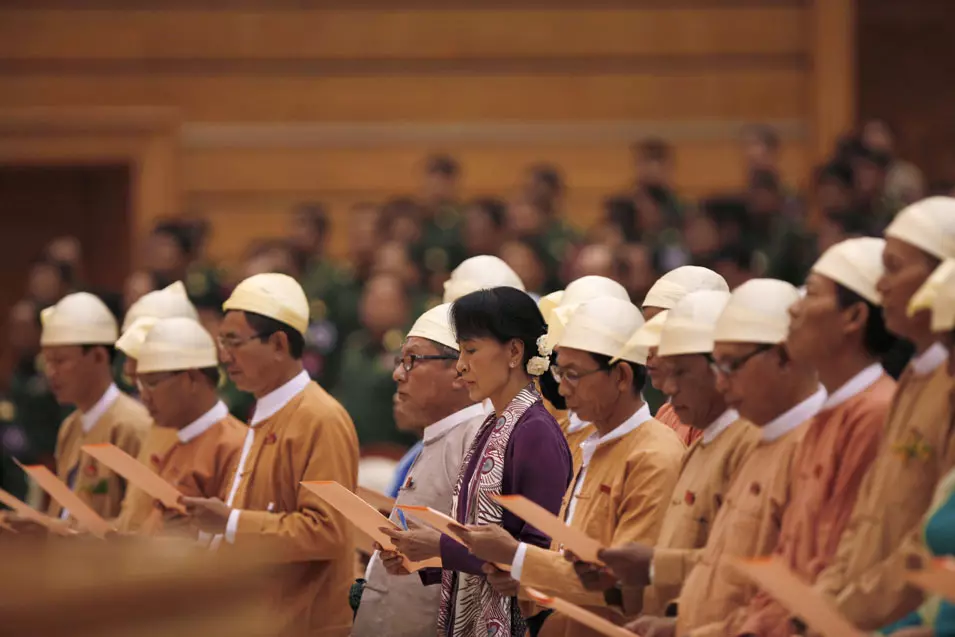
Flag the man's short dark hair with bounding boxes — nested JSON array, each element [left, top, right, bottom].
[[748, 168, 782, 193], [295, 203, 330, 238], [590, 353, 647, 395], [529, 163, 564, 196], [242, 312, 305, 359], [152, 221, 194, 257], [814, 161, 854, 189], [426, 154, 460, 178], [470, 197, 508, 231], [634, 138, 672, 163], [81, 344, 117, 363]]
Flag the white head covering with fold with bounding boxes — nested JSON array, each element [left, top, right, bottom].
[[613, 310, 668, 364], [545, 276, 630, 348], [558, 297, 645, 363], [643, 266, 729, 310], [714, 279, 801, 344], [223, 272, 310, 335], [909, 258, 955, 332], [406, 303, 459, 352], [442, 255, 525, 303], [658, 290, 733, 357], [116, 316, 159, 360], [40, 292, 118, 346], [884, 196, 955, 260], [122, 281, 198, 332], [811, 237, 886, 305], [137, 317, 219, 374]]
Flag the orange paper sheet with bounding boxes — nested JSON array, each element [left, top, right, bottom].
[[301, 481, 439, 571], [81, 443, 185, 513], [357, 486, 396, 513], [524, 587, 634, 637], [397, 505, 511, 572], [16, 462, 114, 538], [495, 494, 604, 564], [729, 558, 865, 637], [0, 487, 71, 535], [906, 558, 955, 603]]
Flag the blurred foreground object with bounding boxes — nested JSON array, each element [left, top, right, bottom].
[[0, 535, 282, 637]]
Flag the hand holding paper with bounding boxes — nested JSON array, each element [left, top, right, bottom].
[[493, 494, 605, 564], [457, 523, 521, 565], [0, 487, 75, 536], [523, 587, 637, 637], [378, 518, 442, 563], [15, 461, 115, 538], [81, 443, 186, 514]]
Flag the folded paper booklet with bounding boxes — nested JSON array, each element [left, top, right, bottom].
[[729, 557, 865, 637], [357, 486, 396, 513], [0, 488, 73, 535], [494, 494, 604, 564], [301, 481, 439, 571], [906, 558, 955, 603], [396, 505, 511, 572], [15, 461, 115, 539], [523, 587, 634, 637], [81, 443, 186, 513]]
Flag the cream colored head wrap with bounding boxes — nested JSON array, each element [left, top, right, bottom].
[[40, 292, 118, 347], [613, 310, 669, 365], [557, 297, 645, 364], [406, 303, 458, 352], [137, 317, 219, 374], [811, 237, 886, 305], [537, 291, 564, 326], [122, 281, 198, 332], [884, 196, 955, 260], [545, 276, 630, 348], [442, 255, 525, 303], [658, 291, 733, 357], [643, 266, 729, 310], [115, 316, 159, 360], [908, 259, 955, 332], [223, 273, 309, 335], [714, 279, 800, 344]]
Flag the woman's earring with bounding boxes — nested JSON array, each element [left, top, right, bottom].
[[509, 361, 517, 369]]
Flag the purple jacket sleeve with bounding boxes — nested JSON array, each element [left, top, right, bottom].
[[425, 406, 573, 582]]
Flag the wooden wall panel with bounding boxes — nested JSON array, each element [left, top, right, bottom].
[[182, 142, 809, 194], [0, 8, 806, 60], [0, 71, 806, 122]]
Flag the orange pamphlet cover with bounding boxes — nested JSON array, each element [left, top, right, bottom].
[[523, 587, 634, 637], [729, 557, 865, 637], [906, 558, 955, 603], [0, 488, 73, 535], [15, 462, 115, 538], [357, 486, 396, 513], [494, 494, 604, 564], [81, 443, 185, 513], [301, 481, 439, 571]]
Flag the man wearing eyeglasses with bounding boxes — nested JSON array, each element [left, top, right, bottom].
[[131, 317, 245, 536], [351, 302, 484, 637], [181, 272, 359, 637], [623, 278, 825, 637]]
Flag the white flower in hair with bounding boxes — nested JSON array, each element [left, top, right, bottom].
[[526, 356, 550, 377], [536, 335, 553, 358]]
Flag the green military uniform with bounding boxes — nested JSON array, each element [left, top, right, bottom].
[[0, 357, 72, 500], [332, 328, 417, 451], [746, 216, 818, 287], [528, 219, 582, 292], [184, 263, 227, 310]]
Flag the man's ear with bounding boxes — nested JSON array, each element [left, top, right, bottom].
[[842, 301, 869, 339]]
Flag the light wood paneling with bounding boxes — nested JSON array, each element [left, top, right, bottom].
[[182, 142, 809, 194], [0, 9, 806, 60], [0, 71, 806, 122]]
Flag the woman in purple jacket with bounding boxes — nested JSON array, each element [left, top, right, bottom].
[[381, 286, 572, 637]]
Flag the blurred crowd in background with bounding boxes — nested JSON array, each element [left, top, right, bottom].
[[2, 117, 951, 499]]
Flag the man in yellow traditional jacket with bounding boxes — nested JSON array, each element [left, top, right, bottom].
[[612, 289, 761, 617], [640, 267, 730, 445], [537, 275, 633, 469], [609, 279, 825, 637], [40, 292, 150, 520], [461, 296, 685, 637], [132, 317, 246, 536], [182, 273, 360, 637], [113, 281, 199, 533], [814, 196, 955, 629]]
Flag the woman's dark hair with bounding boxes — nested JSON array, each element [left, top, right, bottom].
[[589, 353, 647, 395], [243, 312, 306, 360], [834, 284, 897, 357]]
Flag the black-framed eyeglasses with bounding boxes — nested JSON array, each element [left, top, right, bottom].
[[550, 364, 606, 385], [709, 344, 775, 377], [136, 371, 184, 393], [394, 353, 458, 372], [216, 333, 266, 352]]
